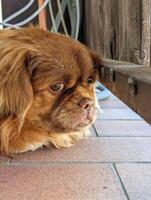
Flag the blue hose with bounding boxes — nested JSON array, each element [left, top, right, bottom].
[[95, 81, 111, 101]]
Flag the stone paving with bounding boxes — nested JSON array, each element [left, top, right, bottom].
[[0, 94, 151, 200]]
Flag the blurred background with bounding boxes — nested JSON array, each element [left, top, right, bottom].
[[1, 0, 150, 66], [0, 0, 151, 120]]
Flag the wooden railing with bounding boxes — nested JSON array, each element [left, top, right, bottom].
[[100, 60, 151, 124]]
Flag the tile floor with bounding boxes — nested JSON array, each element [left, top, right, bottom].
[[0, 94, 151, 200]]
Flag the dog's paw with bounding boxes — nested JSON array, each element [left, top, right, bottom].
[[49, 129, 90, 149], [49, 134, 75, 149], [69, 129, 90, 141]]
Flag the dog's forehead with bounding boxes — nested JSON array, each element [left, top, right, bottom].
[[37, 43, 94, 78], [31, 32, 96, 88]]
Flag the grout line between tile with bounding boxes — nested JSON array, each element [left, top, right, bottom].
[[1, 161, 151, 166], [87, 136, 151, 139], [96, 119, 142, 121], [110, 163, 130, 200], [100, 107, 127, 109], [92, 124, 99, 137], [97, 135, 151, 138]]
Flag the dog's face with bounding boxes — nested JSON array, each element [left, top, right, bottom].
[[27, 33, 102, 133], [29, 43, 97, 133], [0, 27, 102, 135]]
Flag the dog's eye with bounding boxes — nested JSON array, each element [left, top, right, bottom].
[[49, 83, 64, 92], [87, 78, 94, 85]]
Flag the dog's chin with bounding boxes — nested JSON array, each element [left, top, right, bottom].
[[51, 115, 95, 133], [48, 108, 96, 133]]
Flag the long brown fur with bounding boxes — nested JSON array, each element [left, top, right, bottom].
[[0, 27, 102, 155]]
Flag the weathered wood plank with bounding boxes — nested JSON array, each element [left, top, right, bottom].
[[141, 0, 151, 67], [84, 0, 150, 66]]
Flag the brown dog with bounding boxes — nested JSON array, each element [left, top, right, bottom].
[[0, 27, 102, 155]]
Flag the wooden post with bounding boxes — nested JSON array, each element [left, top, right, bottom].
[[38, 0, 47, 30], [84, 0, 151, 67], [141, 0, 150, 67]]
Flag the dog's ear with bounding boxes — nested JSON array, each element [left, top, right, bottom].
[[0, 46, 35, 129], [89, 49, 103, 81]]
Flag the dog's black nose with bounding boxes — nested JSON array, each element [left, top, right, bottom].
[[79, 98, 93, 111]]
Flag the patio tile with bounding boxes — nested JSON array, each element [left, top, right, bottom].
[[89, 126, 97, 137], [94, 120, 151, 136], [0, 155, 11, 165], [116, 163, 151, 200], [97, 108, 142, 120], [99, 99, 127, 108], [0, 164, 126, 200], [11, 137, 151, 163], [108, 94, 118, 100]]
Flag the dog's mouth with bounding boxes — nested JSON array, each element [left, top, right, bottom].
[[51, 108, 95, 133], [77, 110, 95, 127]]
